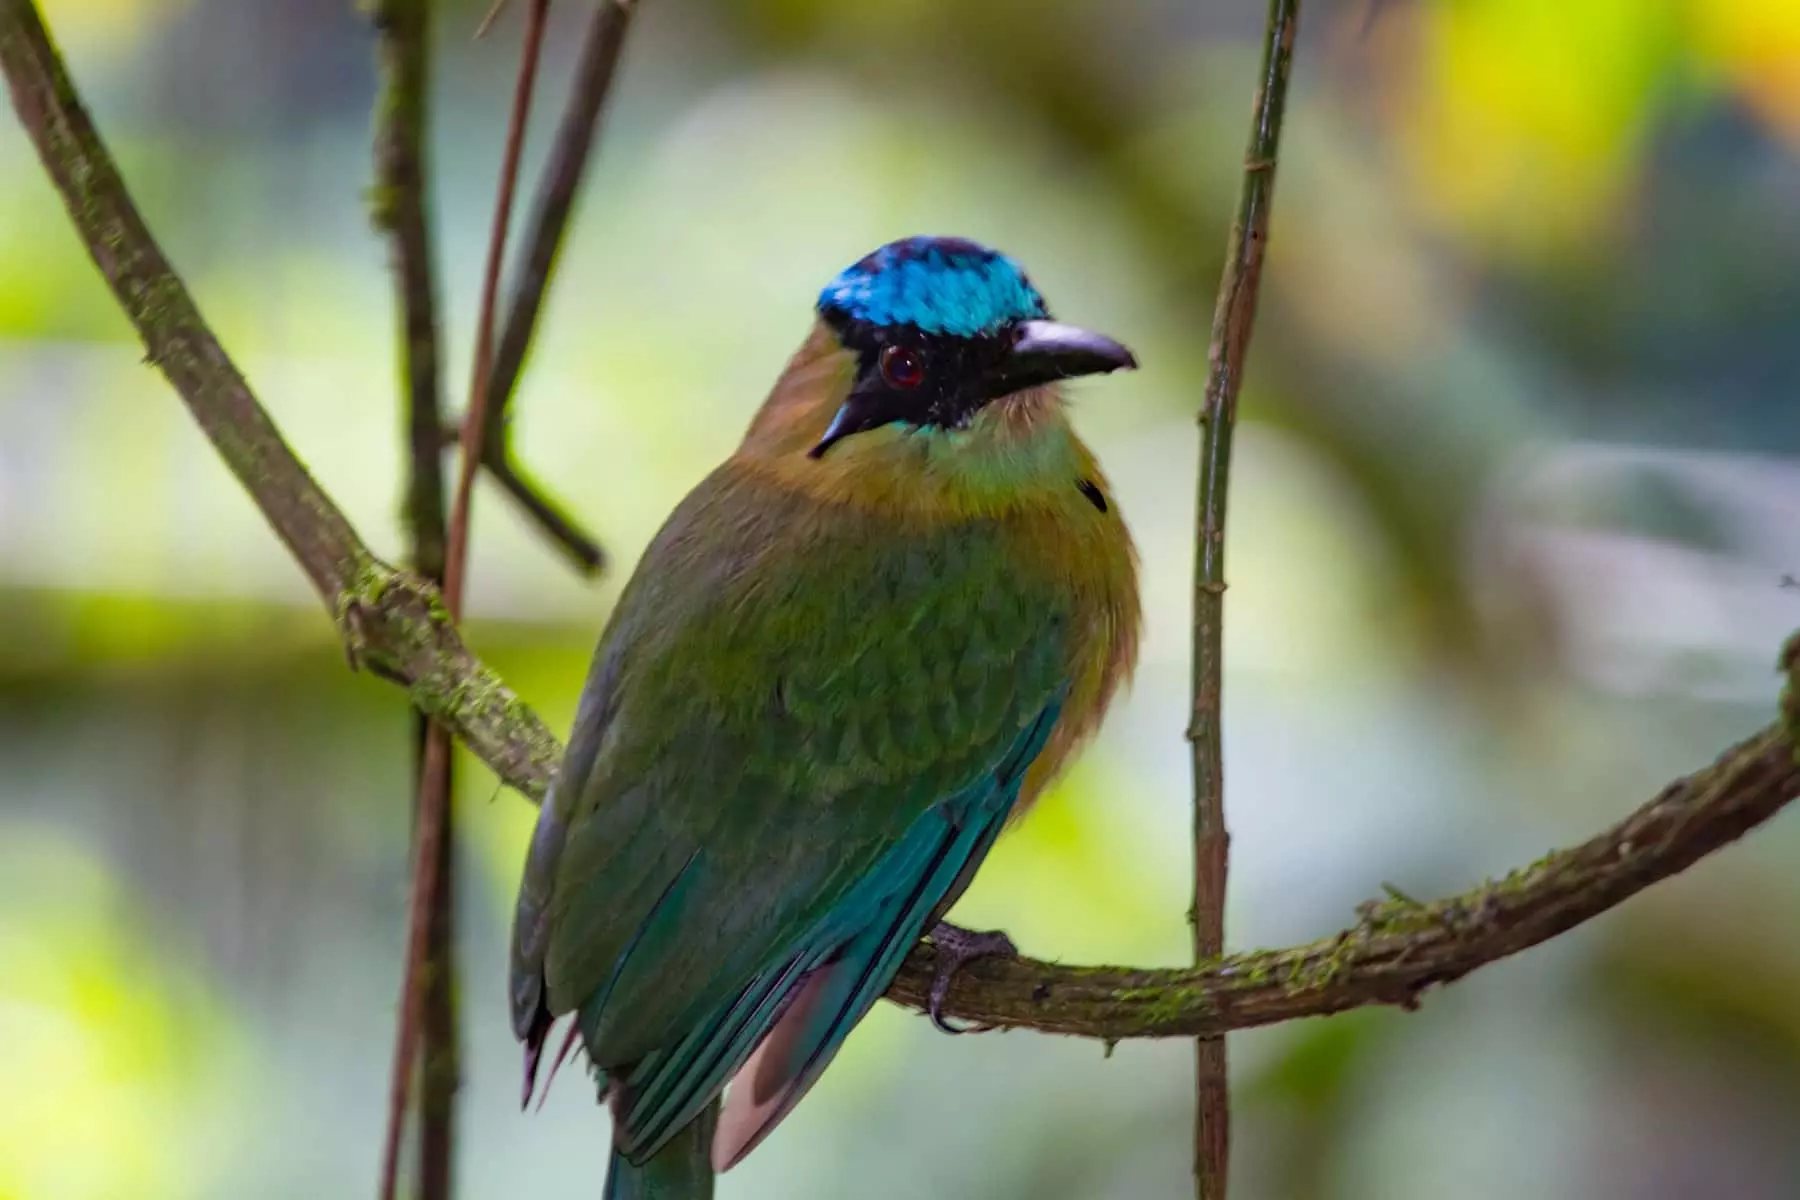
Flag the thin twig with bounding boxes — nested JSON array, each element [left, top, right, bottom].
[[449, 3, 546, 609], [475, 0, 512, 40], [1187, 3, 1301, 1195], [7, 0, 1798, 1053], [466, 0, 636, 576], [371, 0, 458, 1193], [377, 3, 551, 1198], [486, 453, 605, 567]]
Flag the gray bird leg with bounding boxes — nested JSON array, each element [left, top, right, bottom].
[[925, 922, 1018, 1034]]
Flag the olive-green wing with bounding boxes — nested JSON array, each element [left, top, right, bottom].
[[508, 464, 1070, 1145]]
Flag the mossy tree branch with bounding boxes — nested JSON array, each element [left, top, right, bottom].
[[4, 0, 1797, 1050], [892, 711, 1800, 1035]]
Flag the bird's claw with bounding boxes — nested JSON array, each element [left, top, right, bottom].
[[925, 922, 1017, 1035]]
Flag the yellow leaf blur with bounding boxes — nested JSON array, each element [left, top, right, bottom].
[[1689, 0, 1800, 141], [1395, 0, 1679, 257], [0, 830, 240, 1200]]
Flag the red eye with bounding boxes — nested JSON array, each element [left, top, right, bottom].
[[880, 345, 925, 389]]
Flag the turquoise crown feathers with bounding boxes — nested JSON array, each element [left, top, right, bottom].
[[817, 236, 1049, 337]]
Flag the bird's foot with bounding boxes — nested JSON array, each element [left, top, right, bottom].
[[925, 922, 1017, 1035]]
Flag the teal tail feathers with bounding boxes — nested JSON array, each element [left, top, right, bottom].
[[604, 1101, 717, 1200]]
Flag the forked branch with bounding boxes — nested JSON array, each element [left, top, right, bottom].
[[470, 0, 638, 576]]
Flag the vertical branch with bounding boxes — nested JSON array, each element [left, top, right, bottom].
[[415, 738, 458, 1200], [371, 0, 457, 1194], [374, 0, 447, 586], [1187, 2, 1302, 1198], [377, 3, 551, 1198]]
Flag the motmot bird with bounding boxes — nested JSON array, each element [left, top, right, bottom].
[[509, 235, 1141, 1199]]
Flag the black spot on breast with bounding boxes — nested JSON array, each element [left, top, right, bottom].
[[1076, 478, 1108, 513]]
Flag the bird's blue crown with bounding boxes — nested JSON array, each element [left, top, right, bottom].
[[818, 236, 1048, 337]]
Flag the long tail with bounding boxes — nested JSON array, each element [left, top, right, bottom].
[[604, 1100, 718, 1200]]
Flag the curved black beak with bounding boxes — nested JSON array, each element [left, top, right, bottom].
[[982, 320, 1137, 400]]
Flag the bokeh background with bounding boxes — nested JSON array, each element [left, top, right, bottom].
[[5, 0, 1800, 1196]]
